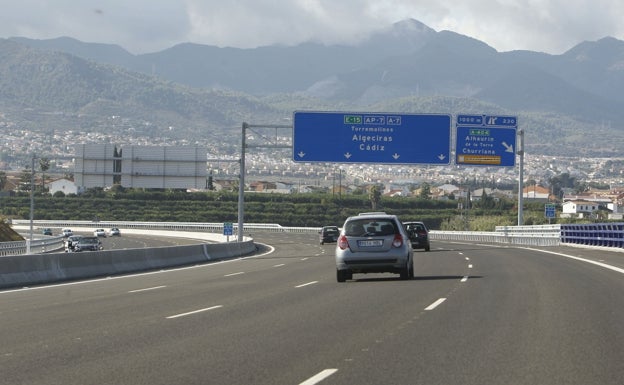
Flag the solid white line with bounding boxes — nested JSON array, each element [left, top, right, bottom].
[[166, 305, 223, 319], [128, 285, 166, 293], [299, 369, 338, 385], [224, 272, 244, 277], [460, 276, 468, 282], [273, 264, 285, 267], [524, 248, 624, 275], [295, 281, 318, 288], [425, 298, 447, 310]]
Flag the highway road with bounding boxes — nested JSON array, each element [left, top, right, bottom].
[[2, 233, 623, 384], [71, 230, 206, 250]]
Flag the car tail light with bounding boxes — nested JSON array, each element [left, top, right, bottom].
[[338, 235, 349, 250], [392, 234, 404, 248]]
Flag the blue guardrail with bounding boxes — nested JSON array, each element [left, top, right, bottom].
[[560, 223, 624, 248]]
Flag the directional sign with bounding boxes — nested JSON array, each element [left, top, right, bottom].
[[223, 222, 233, 236], [293, 111, 451, 164], [456, 114, 517, 167], [544, 204, 556, 219]]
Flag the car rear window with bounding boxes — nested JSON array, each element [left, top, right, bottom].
[[407, 223, 426, 231], [345, 219, 396, 236]]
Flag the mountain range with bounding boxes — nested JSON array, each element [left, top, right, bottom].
[[2, 18, 624, 157]]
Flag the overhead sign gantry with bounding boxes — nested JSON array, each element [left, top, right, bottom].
[[455, 114, 518, 167], [293, 111, 451, 165]]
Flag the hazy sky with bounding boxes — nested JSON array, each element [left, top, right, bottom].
[[1, 0, 622, 54]]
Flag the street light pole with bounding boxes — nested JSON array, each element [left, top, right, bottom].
[[517, 129, 525, 226], [28, 155, 36, 253]]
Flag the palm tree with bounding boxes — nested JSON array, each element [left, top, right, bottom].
[[39, 157, 50, 191]]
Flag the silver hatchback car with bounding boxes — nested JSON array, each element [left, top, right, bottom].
[[335, 212, 414, 282]]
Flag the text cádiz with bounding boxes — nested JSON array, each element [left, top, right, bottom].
[[352, 126, 394, 151]]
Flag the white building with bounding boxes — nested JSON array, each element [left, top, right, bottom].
[[74, 144, 207, 190], [48, 178, 79, 196], [561, 200, 601, 218]]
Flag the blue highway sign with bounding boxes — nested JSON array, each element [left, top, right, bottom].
[[293, 111, 451, 164], [544, 204, 556, 219], [456, 114, 517, 167], [223, 222, 233, 236]]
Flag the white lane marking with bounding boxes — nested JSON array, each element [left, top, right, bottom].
[[524, 248, 624, 275], [425, 298, 447, 311], [461, 276, 468, 282], [166, 305, 223, 319], [465, 257, 470, 261], [128, 285, 166, 293], [295, 281, 318, 288], [299, 369, 338, 385], [224, 272, 244, 277], [468, 264, 473, 269], [448, 241, 624, 276], [273, 264, 285, 267], [301, 257, 309, 261]]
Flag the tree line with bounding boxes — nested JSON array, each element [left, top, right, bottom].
[[0, 186, 571, 231]]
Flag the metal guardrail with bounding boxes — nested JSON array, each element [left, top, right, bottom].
[[0, 235, 65, 256], [560, 223, 624, 248], [430, 229, 561, 247], [4, 220, 623, 256]]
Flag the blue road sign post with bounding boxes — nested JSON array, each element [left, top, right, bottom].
[[223, 222, 233, 241], [293, 111, 451, 164], [455, 114, 518, 167], [544, 203, 556, 224], [544, 204, 556, 218]]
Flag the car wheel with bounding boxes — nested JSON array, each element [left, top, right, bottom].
[[425, 244, 430, 251], [337, 270, 347, 282], [320, 241, 324, 245], [408, 260, 414, 279], [400, 259, 413, 280]]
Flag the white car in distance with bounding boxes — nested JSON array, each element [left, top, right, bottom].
[[93, 228, 106, 237]]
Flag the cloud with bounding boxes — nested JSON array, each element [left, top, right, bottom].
[[0, 0, 622, 54]]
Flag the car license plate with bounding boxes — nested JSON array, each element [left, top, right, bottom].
[[358, 239, 383, 247]]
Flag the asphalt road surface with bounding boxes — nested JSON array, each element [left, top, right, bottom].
[[2, 233, 623, 384], [73, 231, 205, 250]]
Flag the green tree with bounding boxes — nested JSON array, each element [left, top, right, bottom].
[[0, 171, 7, 191], [549, 173, 576, 198], [19, 166, 32, 191], [419, 182, 431, 199], [369, 185, 382, 210]]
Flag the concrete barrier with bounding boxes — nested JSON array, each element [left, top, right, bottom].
[[0, 240, 256, 290]]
